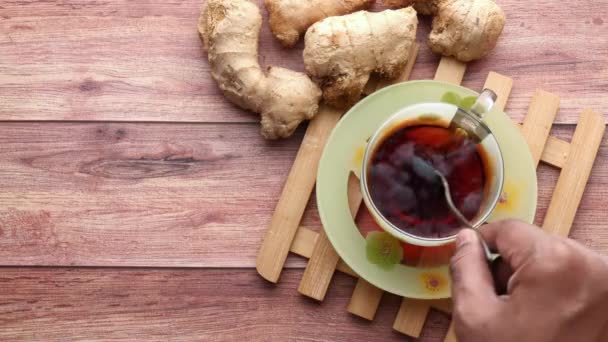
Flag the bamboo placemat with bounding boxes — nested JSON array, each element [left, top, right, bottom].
[[256, 45, 605, 341]]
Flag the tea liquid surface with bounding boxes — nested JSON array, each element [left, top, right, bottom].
[[368, 124, 486, 238]]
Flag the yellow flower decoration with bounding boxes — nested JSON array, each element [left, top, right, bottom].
[[420, 272, 449, 293]]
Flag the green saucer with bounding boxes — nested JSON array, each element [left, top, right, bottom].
[[316, 80, 537, 299]]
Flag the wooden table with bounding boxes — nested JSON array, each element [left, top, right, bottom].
[[1, 0, 607, 340]]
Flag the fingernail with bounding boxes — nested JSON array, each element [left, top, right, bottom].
[[456, 229, 476, 248]]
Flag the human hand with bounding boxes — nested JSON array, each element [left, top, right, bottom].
[[450, 220, 608, 342]]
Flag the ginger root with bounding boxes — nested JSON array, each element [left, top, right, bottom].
[[383, 0, 435, 14], [303, 8, 418, 109], [383, 0, 505, 62], [264, 0, 375, 48], [199, 0, 322, 139]]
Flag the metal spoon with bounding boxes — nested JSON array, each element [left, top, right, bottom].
[[411, 156, 495, 262]]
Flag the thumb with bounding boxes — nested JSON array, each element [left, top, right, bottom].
[[450, 229, 497, 306]]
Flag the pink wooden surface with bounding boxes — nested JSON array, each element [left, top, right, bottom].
[[0, 0, 606, 123], [0, 0, 607, 340]]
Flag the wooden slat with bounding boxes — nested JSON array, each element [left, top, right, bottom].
[[431, 299, 453, 314], [0, 268, 452, 342], [393, 298, 431, 337], [2, 124, 607, 268], [434, 57, 467, 85], [347, 282, 384, 319], [291, 226, 319, 258], [444, 321, 458, 342], [521, 90, 561, 166], [257, 105, 343, 283], [485, 74, 567, 168], [482, 72, 513, 111], [290, 226, 356, 277], [347, 279, 384, 320], [0, 122, 315, 268], [541, 136, 571, 168], [482, 72, 512, 112], [2, 1, 608, 124], [298, 173, 362, 300], [542, 110, 605, 236]]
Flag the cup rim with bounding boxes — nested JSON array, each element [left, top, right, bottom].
[[360, 102, 505, 246]]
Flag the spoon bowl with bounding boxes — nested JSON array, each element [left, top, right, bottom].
[[412, 156, 495, 262]]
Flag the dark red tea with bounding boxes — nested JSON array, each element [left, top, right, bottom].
[[367, 123, 487, 239]]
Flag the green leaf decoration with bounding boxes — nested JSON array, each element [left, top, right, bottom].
[[366, 231, 404, 270], [460, 96, 477, 110], [440, 92, 461, 106]]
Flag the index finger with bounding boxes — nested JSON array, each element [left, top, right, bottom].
[[480, 220, 547, 270]]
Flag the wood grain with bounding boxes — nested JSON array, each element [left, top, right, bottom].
[[541, 136, 570, 168], [0, 122, 309, 268], [434, 58, 467, 85], [1, 0, 607, 340], [393, 298, 431, 338], [297, 173, 362, 300], [257, 105, 342, 283], [444, 322, 458, 342], [521, 90, 561, 166], [542, 110, 606, 236], [290, 226, 356, 277], [483, 72, 513, 111], [0, 268, 451, 342], [1, 1, 607, 123], [1, 123, 608, 268], [347, 279, 384, 321]]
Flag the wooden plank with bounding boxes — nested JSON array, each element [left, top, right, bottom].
[[298, 173, 362, 300], [347, 279, 385, 320], [518, 125, 570, 168], [393, 298, 431, 337], [542, 110, 606, 236], [444, 321, 458, 342], [434, 57, 467, 85], [431, 299, 453, 314], [482, 72, 567, 169], [482, 72, 513, 111], [291, 226, 319, 258], [1, 1, 608, 123], [1, 123, 608, 267], [257, 105, 343, 283], [482, 72, 512, 112], [0, 0, 307, 123], [290, 226, 356, 277], [0, 268, 451, 342], [0, 122, 314, 268], [521, 90, 561, 166], [542, 136, 571, 168]]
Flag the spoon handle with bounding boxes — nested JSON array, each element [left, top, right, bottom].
[[463, 227, 498, 263]]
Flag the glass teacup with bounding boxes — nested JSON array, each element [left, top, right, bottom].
[[360, 90, 504, 265]]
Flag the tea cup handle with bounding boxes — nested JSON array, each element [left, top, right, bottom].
[[470, 89, 498, 118]]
